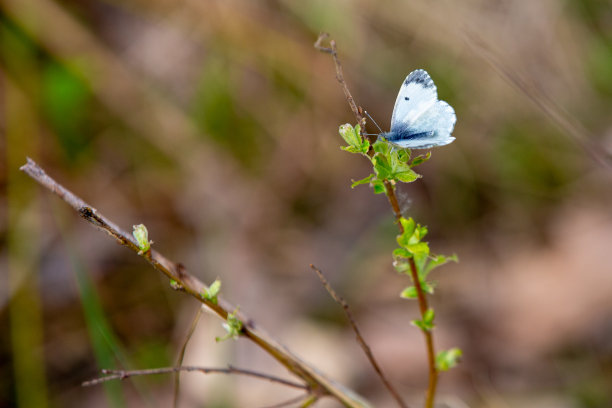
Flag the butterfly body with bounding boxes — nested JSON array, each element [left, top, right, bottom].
[[381, 69, 456, 149]]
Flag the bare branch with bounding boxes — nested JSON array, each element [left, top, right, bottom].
[[82, 365, 308, 390], [173, 306, 203, 408], [310, 265, 409, 408], [259, 393, 316, 408], [314, 33, 370, 145], [20, 158, 371, 408]]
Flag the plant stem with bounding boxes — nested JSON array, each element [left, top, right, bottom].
[[315, 33, 439, 407], [408, 258, 437, 408], [384, 181, 438, 408]]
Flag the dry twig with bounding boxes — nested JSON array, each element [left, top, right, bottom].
[[173, 306, 203, 408], [310, 265, 408, 408], [82, 365, 307, 389]]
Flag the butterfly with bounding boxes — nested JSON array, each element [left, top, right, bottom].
[[379, 69, 456, 149]]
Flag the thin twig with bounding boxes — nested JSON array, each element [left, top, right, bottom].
[[310, 265, 409, 408], [314, 33, 370, 145], [259, 393, 315, 408], [315, 34, 439, 408], [20, 158, 371, 408], [173, 306, 203, 408], [82, 365, 308, 390]]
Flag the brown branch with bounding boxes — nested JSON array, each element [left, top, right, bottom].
[[173, 306, 203, 408], [315, 34, 439, 408], [82, 365, 308, 390], [310, 265, 409, 408], [20, 158, 371, 408]]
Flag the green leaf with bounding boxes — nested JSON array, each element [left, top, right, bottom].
[[373, 155, 392, 179], [387, 148, 420, 183], [413, 251, 428, 275], [392, 247, 412, 260], [339, 123, 361, 148], [423, 308, 435, 326], [372, 139, 390, 155], [372, 179, 386, 194], [397, 149, 410, 163], [201, 279, 221, 305], [397, 217, 416, 247], [413, 225, 428, 243], [421, 280, 436, 295], [359, 139, 371, 154], [411, 318, 433, 331], [340, 145, 361, 153], [393, 259, 411, 273], [436, 348, 463, 371], [400, 279, 435, 298], [422, 254, 459, 278], [410, 152, 431, 168], [394, 169, 419, 183], [400, 286, 417, 299], [411, 308, 435, 331], [405, 242, 430, 257], [351, 174, 374, 188]]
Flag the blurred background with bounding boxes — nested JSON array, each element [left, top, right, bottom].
[[2, 0, 612, 407]]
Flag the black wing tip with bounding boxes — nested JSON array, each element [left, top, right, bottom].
[[405, 69, 435, 89]]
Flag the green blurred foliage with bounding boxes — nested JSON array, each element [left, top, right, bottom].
[[192, 58, 264, 169], [42, 62, 93, 163]]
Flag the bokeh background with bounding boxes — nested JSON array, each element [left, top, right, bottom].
[[2, 0, 612, 407]]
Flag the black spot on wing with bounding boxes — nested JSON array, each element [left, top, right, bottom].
[[404, 69, 434, 89]]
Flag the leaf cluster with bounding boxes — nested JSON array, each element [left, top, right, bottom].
[[339, 124, 430, 194]]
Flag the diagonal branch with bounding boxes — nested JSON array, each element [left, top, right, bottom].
[[173, 306, 203, 408], [82, 365, 308, 390], [310, 265, 409, 408], [20, 158, 371, 408]]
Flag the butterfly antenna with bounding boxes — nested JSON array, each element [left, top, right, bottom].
[[364, 110, 384, 134]]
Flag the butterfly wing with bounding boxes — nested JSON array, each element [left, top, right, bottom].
[[390, 69, 438, 129], [386, 69, 456, 149]]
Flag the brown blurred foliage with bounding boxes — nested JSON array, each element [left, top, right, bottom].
[[2, 0, 612, 407]]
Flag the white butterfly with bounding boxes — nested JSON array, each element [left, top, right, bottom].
[[380, 69, 456, 149]]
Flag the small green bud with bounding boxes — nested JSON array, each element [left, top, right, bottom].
[[202, 279, 221, 305], [132, 224, 151, 254], [411, 308, 435, 331], [339, 124, 360, 147], [400, 286, 418, 299], [216, 308, 243, 342], [339, 124, 369, 154], [436, 348, 463, 371], [169, 279, 182, 290]]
